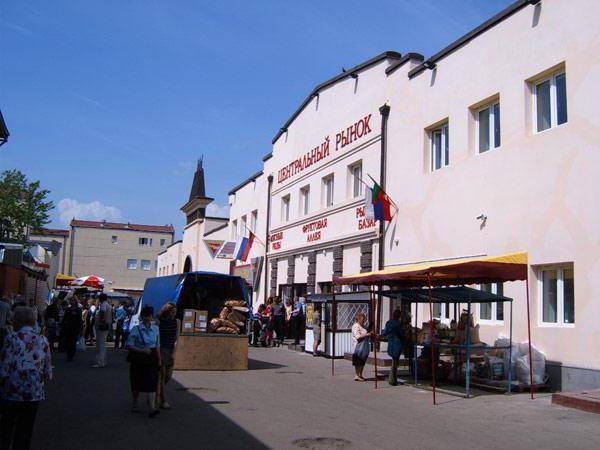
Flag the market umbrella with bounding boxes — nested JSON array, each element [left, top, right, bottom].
[[55, 273, 76, 287], [70, 275, 105, 289]]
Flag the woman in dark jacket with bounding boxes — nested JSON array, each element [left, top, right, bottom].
[[379, 309, 404, 386], [156, 303, 179, 410]]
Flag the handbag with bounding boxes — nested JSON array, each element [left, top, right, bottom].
[[354, 338, 370, 362]]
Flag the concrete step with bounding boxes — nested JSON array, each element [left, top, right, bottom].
[[288, 343, 305, 352], [344, 352, 402, 367], [552, 389, 600, 414]]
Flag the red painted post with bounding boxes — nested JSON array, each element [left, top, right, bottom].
[[332, 276, 336, 376], [428, 273, 436, 405], [525, 275, 535, 400], [372, 287, 378, 389]]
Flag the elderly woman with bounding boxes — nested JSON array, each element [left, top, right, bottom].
[[126, 306, 161, 417], [156, 302, 180, 410], [0, 306, 52, 450], [379, 309, 404, 386], [351, 312, 371, 382]]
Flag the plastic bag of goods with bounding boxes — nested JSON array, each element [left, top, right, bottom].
[[76, 336, 86, 352], [516, 343, 546, 386]]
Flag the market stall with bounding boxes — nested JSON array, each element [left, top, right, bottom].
[[332, 251, 535, 404], [137, 271, 251, 371], [305, 292, 371, 358]]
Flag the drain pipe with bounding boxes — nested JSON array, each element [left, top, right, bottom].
[[378, 104, 390, 271]]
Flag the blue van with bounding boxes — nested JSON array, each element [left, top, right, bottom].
[[132, 272, 251, 330]]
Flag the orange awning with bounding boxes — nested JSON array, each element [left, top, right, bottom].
[[334, 251, 528, 287]]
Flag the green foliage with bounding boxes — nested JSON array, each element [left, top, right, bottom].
[[0, 170, 54, 243]]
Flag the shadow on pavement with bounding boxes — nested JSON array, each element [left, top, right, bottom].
[[248, 358, 286, 370], [33, 348, 268, 450]]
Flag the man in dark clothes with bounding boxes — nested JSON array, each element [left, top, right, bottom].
[[44, 299, 60, 353], [61, 296, 83, 361]]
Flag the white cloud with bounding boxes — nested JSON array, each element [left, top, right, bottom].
[[58, 198, 122, 224], [173, 160, 195, 175], [206, 203, 229, 218]]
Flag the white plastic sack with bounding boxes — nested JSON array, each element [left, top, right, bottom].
[[515, 343, 546, 385], [76, 336, 86, 352]]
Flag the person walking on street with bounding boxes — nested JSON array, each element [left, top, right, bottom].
[[292, 298, 305, 345], [156, 303, 179, 410], [312, 303, 322, 356], [84, 300, 96, 344], [62, 296, 83, 362], [379, 309, 404, 386], [43, 299, 60, 354], [0, 306, 53, 450], [126, 306, 161, 418], [93, 294, 112, 368], [271, 297, 285, 347], [114, 301, 127, 349]]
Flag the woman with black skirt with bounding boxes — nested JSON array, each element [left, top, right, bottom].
[[126, 306, 161, 417]]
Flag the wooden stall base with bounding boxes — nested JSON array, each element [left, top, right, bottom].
[[174, 333, 248, 371]]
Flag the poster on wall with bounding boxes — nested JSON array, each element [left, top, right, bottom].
[[215, 241, 236, 259], [204, 239, 224, 258]]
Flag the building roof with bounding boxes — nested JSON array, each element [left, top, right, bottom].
[[408, 0, 541, 79], [268, 50, 402, 149], [189, 158, 210, 202], [228, 170, 263, 195], [31, 228, 70, 237], [0, 109, 9, 146], [204, 222, 228, 237], [70, 219, 174, 234]]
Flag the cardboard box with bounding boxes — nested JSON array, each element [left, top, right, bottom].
[[182, 308, 198, 333], [194, 310, 208, 333]]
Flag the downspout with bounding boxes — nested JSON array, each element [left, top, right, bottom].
[[378, 104, 390, 271], [263, 174, 274, 304], [61, 235, 67, 274], [68, 224, 75, 275]]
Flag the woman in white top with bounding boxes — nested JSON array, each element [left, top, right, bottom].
[[351, 312, 371, 381]]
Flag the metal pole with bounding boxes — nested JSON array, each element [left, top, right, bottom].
[[525, 275, 534, 399], [331, 276, 336, 376], [427, 273, 436, 405], [372, 287, 378, 389], [466, 298, 472, 398], [508, 299, 513, 394], [414, 296, 418, 386]]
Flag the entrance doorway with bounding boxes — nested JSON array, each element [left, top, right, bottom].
[[183, 256, 192, 273]]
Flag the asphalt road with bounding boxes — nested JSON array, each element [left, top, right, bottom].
[[33, 344, 600, 450]]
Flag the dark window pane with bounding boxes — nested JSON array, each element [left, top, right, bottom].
[[444, 126, 449, 166], [479, 108, 490, 153], [493, 103, 501, 147], [480, 302, 492, 320], [433, 131, 442, 170], [496, 302, 504, 321], [556, 73, 568, 125], [536, 80, 551, 132], [432, 302, 442, 318], [563, 268, 574, 324], [542, 270, 558, 323]]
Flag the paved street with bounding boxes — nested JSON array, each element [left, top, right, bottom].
[[34, 345, 600, 450]]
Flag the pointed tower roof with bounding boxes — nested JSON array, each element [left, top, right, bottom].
[[181, 157, 214, 223], [189, 158, 207, 201]]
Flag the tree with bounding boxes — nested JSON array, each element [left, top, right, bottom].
[[0, 170, 54, 243]]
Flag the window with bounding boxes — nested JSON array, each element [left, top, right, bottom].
[[477, 103, 500, 153], [127, 259, 137, 270], [349, 162, 363, 198], [139, 237, 152, 246], [432, 303, 450, 320], [281, 195, 290, 222], [171, 264, 175, 274], [322, 175, 334, 207], [534, 72, 567, 132], [231, 220, 238, 240], [241, 215, 247, 236], [111, 235, 118, 244], [479, 283, 504, 323], [141, 259, 151, 271], [430, 124, 449, 171], [540, 265, 574, 325], [160, 239, 166, 246], [300, 186, 310, 216], [250, 210, 258, 232], [318, 282, 332, 294]]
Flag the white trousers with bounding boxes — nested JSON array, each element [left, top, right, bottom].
[[95, 330, 108, 366]]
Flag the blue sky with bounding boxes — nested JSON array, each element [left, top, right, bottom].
[[1, 0, 511, 234]]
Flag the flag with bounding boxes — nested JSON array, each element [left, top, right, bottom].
[[371, 181, 392, 221], [235, 232, 255, 262], [364, 186, 375, 220]]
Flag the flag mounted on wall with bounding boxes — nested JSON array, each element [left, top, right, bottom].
[[234, 232, 255, 262], [364, 175, 397, 222]]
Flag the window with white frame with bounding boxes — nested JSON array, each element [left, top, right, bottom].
[[241, 215, 247, 236], [477, 102, 500, 153], [349, 162, 363, 198], [141, 259, 151, 271], [139, 237, 152, 246], [250, 210, 258, 232], [299, 186, 310, 216], [111, 235, 118, 244], [322, 175, 334, 207], [534, 71, 567, 133], [127, 259, 137, 270], [539, 265, 574, 325], [281, 195, 290, 222], [430, 123, 449, 171], [231, 220, 238, 240], [479, 283, 504, 323]]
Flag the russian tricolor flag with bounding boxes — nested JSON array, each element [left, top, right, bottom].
[[235, 232, 254, 262]]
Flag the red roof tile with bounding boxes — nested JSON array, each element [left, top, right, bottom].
[[31, 228, 70, 237], [70, 220, 174, 233]]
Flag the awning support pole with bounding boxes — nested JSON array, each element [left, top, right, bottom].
[[526, 274, 534, 399], [427, 272, 436, 405], [372, 287, 378, 389], [508, 299, 513, 394], [331, 276, 336, 376]]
